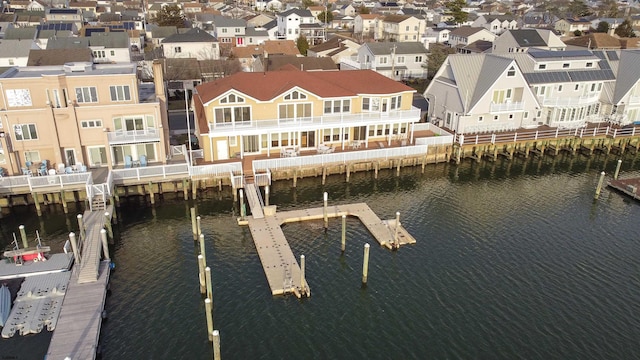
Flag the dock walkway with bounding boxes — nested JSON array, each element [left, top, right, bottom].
[[244, 183, 264, 219], [46, 206, 113, 360], [245, 194, 415, 297], [608, 177, 640, 201]]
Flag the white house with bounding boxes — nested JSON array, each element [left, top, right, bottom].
[[554, 18, 591, 36], [162, 28, 220, 61], [492, 29, 566, 53], [611, 51, 640, 125], [473, 14, 519, 35], [374, 14, 426, 42], [276, 8, 317, 41], [0, 39, 35, 67], [447, 27, 496, 49], [353, 13, 382, 40], [341, 41, 428, 80]]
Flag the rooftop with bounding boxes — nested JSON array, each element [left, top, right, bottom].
[[0, 62, 136, 79]]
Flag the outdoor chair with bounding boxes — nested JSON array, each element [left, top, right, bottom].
[[140, 155, 147, 167], [125, 155, 132, 168]]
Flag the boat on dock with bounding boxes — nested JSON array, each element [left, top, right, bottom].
[[0, 284, 10, 328], [2, 232, 50, 265]]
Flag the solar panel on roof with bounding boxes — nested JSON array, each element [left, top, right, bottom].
[[85, 28, 105, 36], [593, 51, 606, 60], [569, 70, 616, 82], [37, 23, 73, 31], [529, 50, 594, 59], [599, 59, 611, 70], [524, 71, 571, 84], [606, 51, 619, 61], [49, 9, 78, 14]]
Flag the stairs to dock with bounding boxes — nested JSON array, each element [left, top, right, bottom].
[[91, 195, 106, 211], [244, 183, 264, 219]]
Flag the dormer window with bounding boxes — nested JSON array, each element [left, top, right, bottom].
[[507, 66, 515, 77], [220, 93, 245, 104], [284, 91, 307, 100], [538, 64, 546, 70], [586, 62, 593, 68], [563, 63, 570, 69]]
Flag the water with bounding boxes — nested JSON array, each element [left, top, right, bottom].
[[3, 152, 640, 359]]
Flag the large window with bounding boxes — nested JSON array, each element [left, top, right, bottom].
[[113, 116, 154, 131], [279, 103, 311, 120], [492, 89, 512, 103], [214, 106, 251, 126], [14, 124, 38, 140], [76, 87, 98, 103], [324, 99, 350, 114], [110, 85, 131, 101], [5, 89, 32, 107], [284, 91, 306, 100], [390, 95, 402, 110], [362, 97, 380, 111], [81, 120, 103, 128], [220, 93, 244, 104]]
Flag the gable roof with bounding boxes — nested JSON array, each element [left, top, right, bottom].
[[195, 69, 413, 105], [449, 26, 488, 37], [365, 41, 427, 55], [563, 33, 621, 49], [88, 32, 129, 48], [47, 37, 90, 49], [0, 39, 34, 58], [4, 27, 37, 40], [162, 28, 216, 43], [278, 8, 313, 18], [508, 29, 547, 47], [263, 40, 300, 56], [27, 48, 93, 65], [265, 55, 337, 71], [613, 50, 640, 103], [483, 15, 517, 22], [382, 14, 411, 23]]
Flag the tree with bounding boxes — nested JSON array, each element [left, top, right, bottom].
[[426, 44, 456, 79], [318, 10, 333, 24], [568, 0, 592, 17], [358, 6, 370, 14], [445, 0, 468, 25], [152, 4, 186, 28], [596, 21, 610, 33], [296, 35, 310, 56], [597, 0, 620, 17], [574, 30, 582, 36], [302, 0, 315, 9], [615, 19, 636, 38]]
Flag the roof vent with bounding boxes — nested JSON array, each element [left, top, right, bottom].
[[63, 62, 93, 73]]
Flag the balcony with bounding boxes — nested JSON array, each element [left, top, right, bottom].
[[107, 128, 161, 144], [542, 94, 600, 107], [207, 108, 421, 135], [490, 101, 525, 113], [629, 95, 640, 104], [340, 57, 371, 70]]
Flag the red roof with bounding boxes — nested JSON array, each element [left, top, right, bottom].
[[195, 69, 413, 104]]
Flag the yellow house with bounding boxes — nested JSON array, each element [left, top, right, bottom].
[[0, 62, 169, 175], [193, 69, 420, 161]]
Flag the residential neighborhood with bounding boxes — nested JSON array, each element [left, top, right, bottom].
[[0, 0, 639, 177]]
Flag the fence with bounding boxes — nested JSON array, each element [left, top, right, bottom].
[[28, 173, 92, 191], [111, 163, 189, 182], [455, 126, 638, 146], [190, 162, 242, 178]]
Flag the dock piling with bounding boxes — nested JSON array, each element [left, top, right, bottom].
[[19, 225, 28, 248], [191, 207, 197, 240], [199, 234, 206, 264], [394, 212, 400, 249], [69, 232, 80, 264], [205, 266, 213, 300], [198, 254, 206, 294], [362, 243, 370, 285], [614, 159, 622, 180], [239, 189, 245, 220], [197, 216, 202, 238], [323, 192, 328, 230], [300, 254, 306, 295], [212, 330, 221, 360], [594, 171, 606, 200], [265, 185, 270, 207], [341, 215, 346, 253], [61, 190, 68, 213], [149, 182, 155, 205], [100, 229, 110, 260], [104, 212, 113, 239], [77, 214, 85, 240], [204, 298, 214, 341]]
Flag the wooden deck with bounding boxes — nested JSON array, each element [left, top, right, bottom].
[[46, 261, 111, 360], [244, 183, 264, 219], [46, 206, 113, 359], [608, 177, 640, 201], [244, 188, 416, 297]]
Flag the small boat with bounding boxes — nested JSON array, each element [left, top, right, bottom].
[[2, 231, 50, 265], [0, 284, 10, 328]]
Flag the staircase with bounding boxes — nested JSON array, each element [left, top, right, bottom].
[[91, 194, 106, 211]]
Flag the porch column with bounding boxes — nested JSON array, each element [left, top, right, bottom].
[[410, 122, 415, 144], [365, 126, 369, 148], [267, 133, 271, 158], [341, 127, 345, 150], [209, 136, 214, 161], [240, 135, 244, 159], [388, 123, 392, 146]]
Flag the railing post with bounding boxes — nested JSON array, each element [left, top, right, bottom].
[[513, 133, 517, 142], [475, 134, 479, 144], [613, 128, 617, 138], [606, 126, 609, 136], [535, 130, 538, 140], [555, 128, 559, 138]]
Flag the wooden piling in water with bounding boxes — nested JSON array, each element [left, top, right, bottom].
[[34, 192, 42, 216], [212, 330, 221, 360], [341, 214, 346, 253], [19, 225, 28, 248], [77, 214, 85, 240], [594, 171, 606, 200], [300, 254, 306, 295], [183, 179, 189, 200], [69, 232, 80, 264], [149, 182, 155, 205], [100, 229, 110, 260], [265, 185, 270, 207], [197, 216, 202, 238], [191, 207, 197, 240], [198, 254, 206, 294], [104, 212, 113, 239], [614, 159, 622, 180], [362, 243, 370, 285], [199, 233, 206, 264], [204, 298, 213, 342], [394, 212, 400, 249], [323, 192, 328, 230], [61, 190, 68, 213], [205, 266, 213, 300]]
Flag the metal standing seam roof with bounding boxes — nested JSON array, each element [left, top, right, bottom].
[[613, 50, 640, 103], [365, 41, 427, 55]]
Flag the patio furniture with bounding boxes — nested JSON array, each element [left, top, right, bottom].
[[80, 165, 87, 172], [65, 167, 73, 174], [140, 155, 147, 167], [57, 163, 65, 174], [22, 167, 32, 176], [281, 148, 298, 157], [317, 144, 331, 154], [125, 155, 132, 168], [48, 169, 56, 176]]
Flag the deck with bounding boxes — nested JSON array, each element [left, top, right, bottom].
[[0, 253, 73, 280], [608, 177, 640, 201], [45, 206, 113, 359], [244, 184, 415, 297]]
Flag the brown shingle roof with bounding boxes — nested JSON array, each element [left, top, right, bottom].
[[563, 33, 621, 49], [27, 48, 93, 66], [263, 40, 300, 56], [195, 69, 413, 105]]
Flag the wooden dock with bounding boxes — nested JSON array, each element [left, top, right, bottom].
[[45, 206, 113, 360], [244, 185, 415, 297], [608, 177, 640, 201]]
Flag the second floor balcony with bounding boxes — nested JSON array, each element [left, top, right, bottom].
[[207, 107, 421, 135], [541, 94, 600, 107], [107, 128, 161, 144], [490, 101, 525, 113], [629, 95, 640, 104]]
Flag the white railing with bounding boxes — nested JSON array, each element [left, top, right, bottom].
[[490, 101, 525, 113], [190, 149, 204, 159], [339, 57, 371, 70], [29, 172, 92, 191], [111, 163, 189, 182], [231, 172, 244, 189], [208, 108, 421, 134], [411, 122, 451, 136], [107, 128, 161, 144], [190, 162, 242, 178], [455, 125, 639, 145], [629, 95, 640, 104], [252, 145, 429, 172], [415, 135, 453, 146], [253, 170, 271, 186], [542, 94, 600, 107], [0, 175, 31, 192], [171, 145, 186, 157]]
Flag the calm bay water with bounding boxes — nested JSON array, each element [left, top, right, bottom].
[[3, 152, 640, 359]]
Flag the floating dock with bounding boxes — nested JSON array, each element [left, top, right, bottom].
[[1, 272, 70, 338], [608, 177, 640, 201], [0, 253, 73, 280], [45, 206, 113, 360], [244, 184, 416, 298]]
